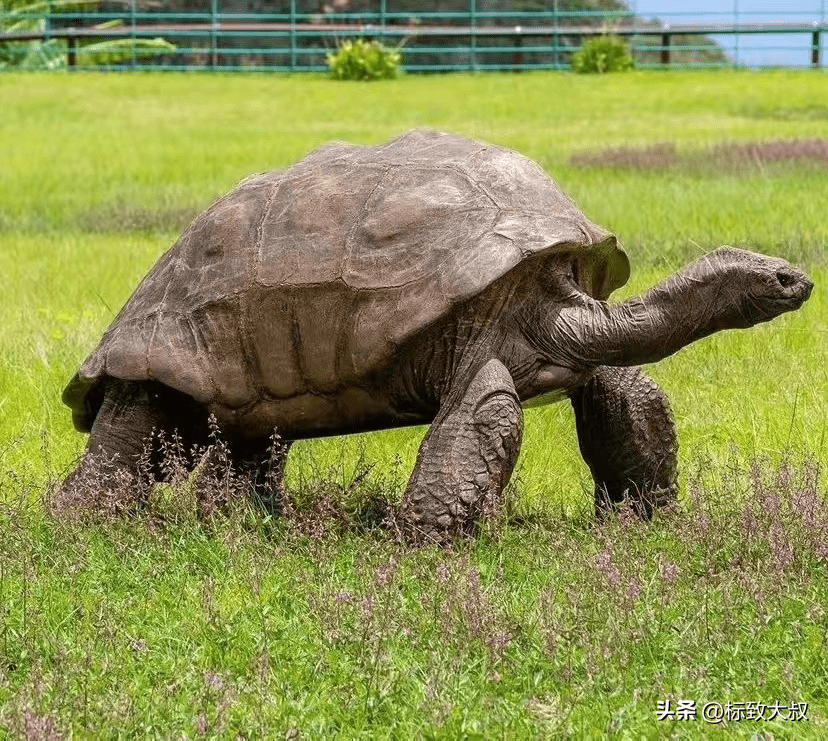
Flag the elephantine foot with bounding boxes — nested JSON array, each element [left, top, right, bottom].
[[400, 359, 523, 542]]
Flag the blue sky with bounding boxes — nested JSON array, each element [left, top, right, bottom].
[[630, 1, 827, 66]]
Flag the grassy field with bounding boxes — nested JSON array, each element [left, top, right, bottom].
[[1, 70, 827, 737]]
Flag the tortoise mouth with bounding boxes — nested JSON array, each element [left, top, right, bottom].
[[765, 275, 813, 310]]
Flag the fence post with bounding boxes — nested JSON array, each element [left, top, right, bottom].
[[513, 31, 523, 71], [470, 0, 477, 71], [813, 29, 821, 68], [661, 32, 670, 66], [211, 0, 218, 69], [290, 0, 297, 70], [45, 0, 52, 49], [67, 36, 77, 67], [552, 0, 560, 69], [130, 0, 137, 69], [379, 0, 387, 50]]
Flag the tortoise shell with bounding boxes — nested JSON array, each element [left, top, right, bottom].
[[64, 130, 629, 432]]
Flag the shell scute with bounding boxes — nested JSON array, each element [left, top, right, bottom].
[[243, 288, 304, 399], [257, 165, 384, 287]]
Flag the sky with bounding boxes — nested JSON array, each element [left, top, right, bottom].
[[630, 1, 827, 67]]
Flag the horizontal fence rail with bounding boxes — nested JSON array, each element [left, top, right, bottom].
[[2, 3, 826, 72]]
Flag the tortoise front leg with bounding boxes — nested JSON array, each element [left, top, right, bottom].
[[400, 359, 523, 542], [570, 366, 678, 520]]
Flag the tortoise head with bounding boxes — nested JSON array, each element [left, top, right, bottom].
[[698, 248, 813, 329]]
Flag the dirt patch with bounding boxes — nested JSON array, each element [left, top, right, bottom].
[[570, 142, 680, 170], [570, 138, 828, 172]]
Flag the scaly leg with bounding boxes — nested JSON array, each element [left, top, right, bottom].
[[570, 366, 678, 519], [400, 359, 522, 542], [225, 437, 293, 517], [56, 379, 205, 511]]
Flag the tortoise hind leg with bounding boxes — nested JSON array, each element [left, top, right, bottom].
[[570, 366, 678, 520], [210, 437, 292, 518], [56, 379, 206, 512], [400, 359, 523, 542]]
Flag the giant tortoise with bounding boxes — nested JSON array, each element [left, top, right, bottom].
[[60, 130, 813, 538]]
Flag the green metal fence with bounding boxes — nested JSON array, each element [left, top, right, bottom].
[[1, 2, 825, 72]]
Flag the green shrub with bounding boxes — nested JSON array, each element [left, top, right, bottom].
[[0, 0, 174, 70], [571, 35, 635, 74], [326, 38, 401, 81]]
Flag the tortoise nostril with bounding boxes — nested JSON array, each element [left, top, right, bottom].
[[776, 271, 796, 288]]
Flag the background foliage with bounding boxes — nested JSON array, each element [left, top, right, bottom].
[[327, 37, 401, 80], [571, 34, 635, 73], [0, 0, 174, 70], [2, 0, 727, 70]]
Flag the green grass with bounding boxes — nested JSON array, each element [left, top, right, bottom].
[[1, 70, 827, 737]]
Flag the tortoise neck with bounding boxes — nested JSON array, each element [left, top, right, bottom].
[[533, 260, 733, 370]]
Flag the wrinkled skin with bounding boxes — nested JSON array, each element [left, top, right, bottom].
[[397, 247, 812, 537], [59, 243, 812, 541]]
